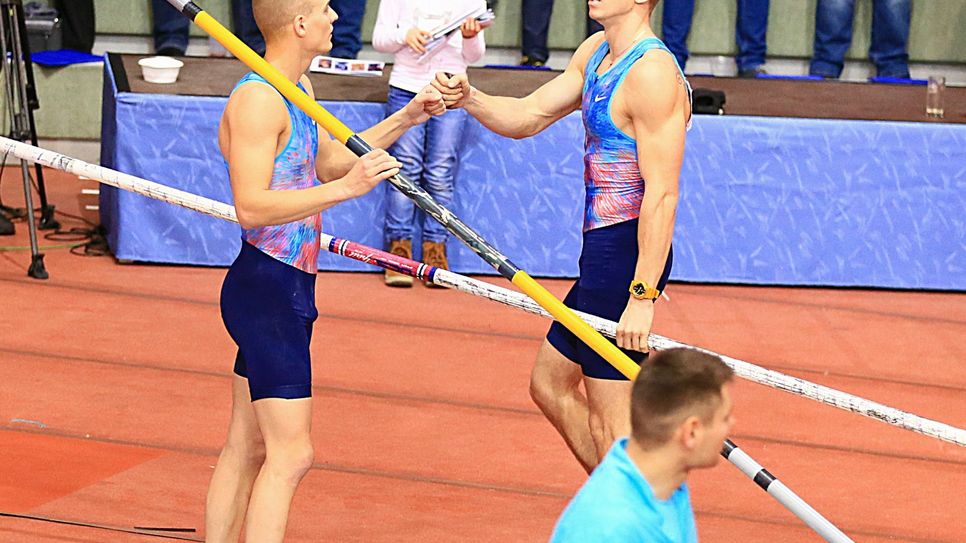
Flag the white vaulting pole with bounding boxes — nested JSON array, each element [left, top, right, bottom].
[[3, 137, 963, 449]]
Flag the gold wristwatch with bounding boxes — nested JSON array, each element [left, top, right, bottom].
[[629, 280, 660, 301]]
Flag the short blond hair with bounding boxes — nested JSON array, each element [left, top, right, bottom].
[[253, 0, 317, 41]]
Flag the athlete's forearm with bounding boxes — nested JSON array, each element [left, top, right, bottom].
[[234, 181, 356, 229], [634, 191, 678, 288], [359, 108, 418, 157], [465, 88, 552, 139], [319, 110, 416, 180]]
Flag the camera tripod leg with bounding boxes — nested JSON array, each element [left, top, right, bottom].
[[20, 159, 46, 279]]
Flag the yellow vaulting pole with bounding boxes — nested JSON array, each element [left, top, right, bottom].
[[166, 0, 641, 381]]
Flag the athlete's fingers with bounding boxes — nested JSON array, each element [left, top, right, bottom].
[[376, 167, 401, 181], [633, 333, 645, 353], [363, 150, 395, 168], [361, 149, 389, 164], [367, 158, 401, 178]]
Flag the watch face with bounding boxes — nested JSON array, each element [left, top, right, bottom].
[[633, 283, 645, 296]]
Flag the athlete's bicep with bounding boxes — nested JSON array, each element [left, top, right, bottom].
[[225, 87, 287, 217], [626, 59, 687, 196]]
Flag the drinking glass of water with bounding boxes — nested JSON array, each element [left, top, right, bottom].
[[926, 76, 945, 119]]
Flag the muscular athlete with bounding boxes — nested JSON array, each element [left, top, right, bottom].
[[210, 1, 443, 541], [433, 0, 690, 472]]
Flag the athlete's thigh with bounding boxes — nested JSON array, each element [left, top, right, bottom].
[[251, 397, 313, 447], [533, 339, 583, 389], [227, 374, 263, 445], [583, 376, 633, 435]]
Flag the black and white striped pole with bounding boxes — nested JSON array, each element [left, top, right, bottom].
[[723, 441, 853, 542]]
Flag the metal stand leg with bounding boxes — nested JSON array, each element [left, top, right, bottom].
[[19, 158, 44, 278], [1, 0, 50, 279]]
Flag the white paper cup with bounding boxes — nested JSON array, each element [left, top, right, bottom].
[[138, 56, 185, 84]]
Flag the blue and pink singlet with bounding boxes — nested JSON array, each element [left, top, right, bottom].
[[547, 37, 690, 380], [220, 72, 322, 401]]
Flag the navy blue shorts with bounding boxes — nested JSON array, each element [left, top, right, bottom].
[[546, 219, 672, 381], [220, 241, 318, 401]]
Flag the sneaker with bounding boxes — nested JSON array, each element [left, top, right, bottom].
[[384, 239, 413, 287], [421, 241, 449, 288]]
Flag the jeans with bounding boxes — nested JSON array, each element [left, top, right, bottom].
[[329, 0, 366, 59], [151, 0, 264, 55], [522, 0, 605, 63], [384, 87, 467, 243], [810, 0, 910, 78], [661, 0, 769, 72]]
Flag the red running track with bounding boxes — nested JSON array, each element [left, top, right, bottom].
[[1, 169, 964, 541]]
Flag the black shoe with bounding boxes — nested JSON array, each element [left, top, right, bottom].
[[816, 73, 838, 80], [156, 46, 185, 57], [738, 66, 767, 78], [520, 55, 546, 68], [0, 213, 14, 236]]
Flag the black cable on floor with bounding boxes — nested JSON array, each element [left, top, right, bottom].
[[0, 511, 201, 541]]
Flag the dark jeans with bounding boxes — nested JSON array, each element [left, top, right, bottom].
[[329, 0, 366, 59], [522, 0, 603, 63], [53, 0, 95, 53], [151, 0, 264, 55], [661, 0, 770, 72], [810, 0, 910, 78]]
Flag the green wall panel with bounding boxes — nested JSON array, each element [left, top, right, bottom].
[[360, 0, 965, 63], [0, 64, 103, 140], [95, 0, 231, 36], [93, 1, 965, 62]]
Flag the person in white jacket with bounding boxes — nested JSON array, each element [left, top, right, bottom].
[[373, 0, 487, 287]]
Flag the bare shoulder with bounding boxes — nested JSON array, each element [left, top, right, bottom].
[[225, 82, 287, 133], [627, 50, 684, 92], [624, 51, 686, 113]]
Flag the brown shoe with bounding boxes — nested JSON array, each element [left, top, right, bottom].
[[384, 239, 413, 287], [421, 241, 448, 288]]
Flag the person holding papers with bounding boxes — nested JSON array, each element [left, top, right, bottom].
[[372, 0, 488, 287]]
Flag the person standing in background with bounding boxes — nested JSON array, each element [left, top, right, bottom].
[[521, 0, 604, 67], [809, 0, 911, 79], [372, 0, 487, 287], [328, 0, 366, 59], [52, 0, 95, 54], [151, 0, 264, 56], [661, 0, 770, 77]]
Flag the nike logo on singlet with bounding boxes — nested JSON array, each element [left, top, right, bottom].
[[594, 94, 607, 102]]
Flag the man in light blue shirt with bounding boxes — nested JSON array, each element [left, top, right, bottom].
[[551, 348, 736, 542]]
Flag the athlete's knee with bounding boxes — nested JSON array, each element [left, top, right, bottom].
[[529, 366, 576, 412], [528, 371, 555, 409], [225, 430, 267, 468], [265, 441, 315, 485]]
